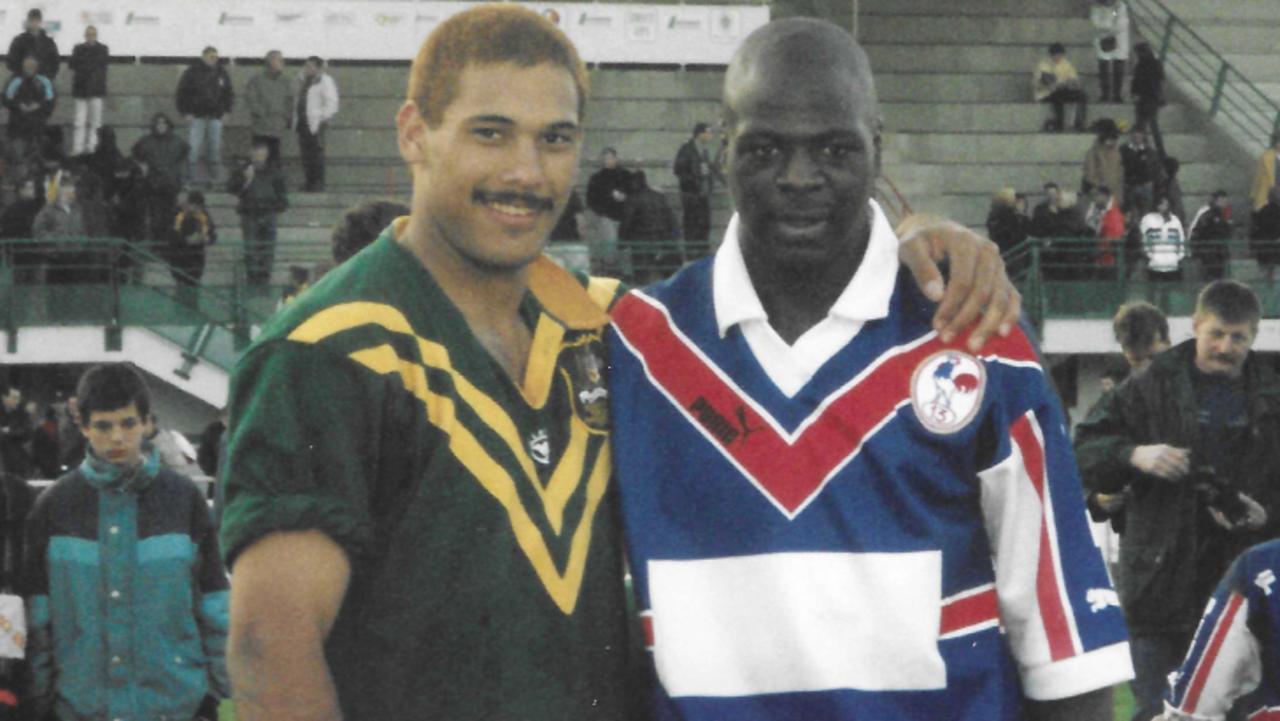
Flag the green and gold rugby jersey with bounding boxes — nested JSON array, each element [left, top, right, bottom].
[[220, 220, 639, 721]]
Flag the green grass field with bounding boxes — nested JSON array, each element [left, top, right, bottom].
[[216, 683, 1139, 721]]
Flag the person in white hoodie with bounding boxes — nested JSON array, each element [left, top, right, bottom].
[[1090, 0, 1130, 103], [294, 56, 339, 192], [1140, 195, 1186, 280]]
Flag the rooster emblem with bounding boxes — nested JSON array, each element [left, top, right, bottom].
[[913, 351, 986, 434]]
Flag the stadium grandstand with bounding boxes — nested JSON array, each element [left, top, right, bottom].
[[3, 0, 1280, 717]]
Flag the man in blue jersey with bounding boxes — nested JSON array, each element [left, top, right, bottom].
[[608, 18, 1132, 721], [1159, 539, 1280, 721]]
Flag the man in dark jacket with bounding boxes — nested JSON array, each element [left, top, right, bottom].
[[68, 26, 109, 156], [2, 55, 55, 158], [585, 147, 628, 242], [1075, 280, 1280, 721], [227, 140, 288, 287], [131, 113, 189, 251], [176, 47, 233, 186], [5, 9, 58, 79], [673, 122, 715, 251], [1187, 190, 1233, 280], [618, 169, 678, 282], [1131, 41, 1165, 157], [1121, 127, 1161, 216]]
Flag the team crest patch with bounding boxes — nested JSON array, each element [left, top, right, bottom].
[[566, 338, 610, 431], [910, 351, 986, 434]]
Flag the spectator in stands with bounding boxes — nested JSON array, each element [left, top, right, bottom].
[[23, 364, 229, 721], [1090, 0, 1130, 104], [1087, 185, 1127, 275], [618, 169, 679, 283], [5, 9, 59, 80], [329, 199, 409, 265], [3, 55, 56, 161], [585, 146, 628, 246], [176, 46, 234, 187], [69, 26, 109, 156], [1032, 42, 1087, 133], [295, 56, 339, 192], [1188, 190, 1233, 280], [31, 181, 84, 241], [1083, 121, 1125, 208], [132, 113, 189, 250], [0, 176, 42, 240], [1030, 182, 1063, 236], [986, 186, 1027, 256], [227, 139, 288, 287], [1249, 132, 1280, 215], [674, 122, 715, 250], [1121, 127, 1160, 216], [32, 180, 85, 286], [88, 127, 146, 243], [1130, 41, 1165, 157], [549, 189, 585, 242], [245, 50, 293, 167], [0, 386, 32, 479], [1250, 185, 1280, 280], [171, 190, 216, 307], [1140, 195, 1186, 280]]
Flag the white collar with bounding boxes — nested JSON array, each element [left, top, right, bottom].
[[713, 199, 899, 339]]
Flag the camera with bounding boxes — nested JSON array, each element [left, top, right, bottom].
[[1189, 465, 1251, 528]]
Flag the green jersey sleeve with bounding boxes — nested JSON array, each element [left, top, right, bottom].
[[219, 340, 381, 569]]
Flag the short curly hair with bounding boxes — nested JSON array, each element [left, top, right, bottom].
[[408, 4, 589, 128]]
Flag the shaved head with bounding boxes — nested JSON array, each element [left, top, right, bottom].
[[723, 18, 879, 130], [719, 17, 883, 285]]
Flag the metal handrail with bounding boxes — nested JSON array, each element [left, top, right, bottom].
[[1128, 0, 1280, 148]]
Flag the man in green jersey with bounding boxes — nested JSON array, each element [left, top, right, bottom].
[[219, 6, 1021, 721]]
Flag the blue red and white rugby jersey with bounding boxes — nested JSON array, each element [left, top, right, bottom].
[[1165, 540, 1280, 721], [607, 250, 1133, 720]]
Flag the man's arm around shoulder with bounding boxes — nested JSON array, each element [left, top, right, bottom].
[[228, 530, 349, 721]]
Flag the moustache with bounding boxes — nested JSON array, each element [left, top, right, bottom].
[[472, 189, 555, 212]]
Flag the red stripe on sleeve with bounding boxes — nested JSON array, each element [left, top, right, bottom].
[[1184, 592, 1246, 713], [1011, 414, 1076, 661]]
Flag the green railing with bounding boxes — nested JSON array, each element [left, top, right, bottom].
[[1009, 236, 1280, 330], [0, 235, 715, 367], [0, 237, 308, 370], [1128, 0, 1280, 147]]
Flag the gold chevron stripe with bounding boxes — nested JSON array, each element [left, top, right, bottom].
[[288, 304, 608, 613]]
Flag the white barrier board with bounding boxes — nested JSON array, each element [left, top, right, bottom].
[[3, 1, 769, 63]]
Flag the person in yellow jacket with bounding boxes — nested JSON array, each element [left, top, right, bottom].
[[1033, 43, 1087, 132], [1250, 132, 1280, 211]]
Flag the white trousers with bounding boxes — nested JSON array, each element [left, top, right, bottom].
[[73, 97, 104, 155]]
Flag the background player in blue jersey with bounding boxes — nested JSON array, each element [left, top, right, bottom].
[[1160, 539, 1280, 721], [608, 17, 1130, 721]]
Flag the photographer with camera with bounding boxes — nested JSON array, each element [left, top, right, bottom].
[[1076, 279, 1280, 721]]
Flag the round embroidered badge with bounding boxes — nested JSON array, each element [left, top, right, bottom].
[[910, 350, 987, 434]]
